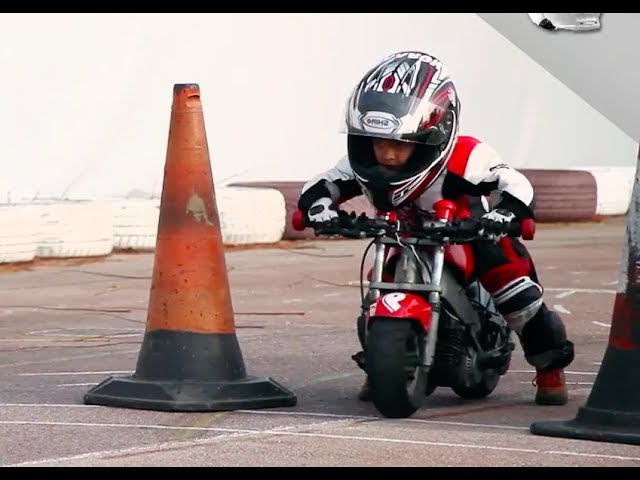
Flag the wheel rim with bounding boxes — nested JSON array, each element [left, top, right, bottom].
[[405, 332, 427, 402]]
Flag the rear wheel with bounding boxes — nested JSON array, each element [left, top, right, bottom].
[[451, 354, 501, 399], [366, 319, 427, 418], [451, 326, 513, 400]]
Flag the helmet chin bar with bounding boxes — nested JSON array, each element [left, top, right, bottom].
[[356, 160, 446, 211]]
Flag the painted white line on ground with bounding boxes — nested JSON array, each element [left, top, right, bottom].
[[29, 328, 141, 335], [17, 371, 133, 377], [2, 419, 640, 465], [0, 403, 99, 408], [0, 339, 81, 343], [0, 419, 345, 435], [603, 280, 619, 286], [545, 287, 616, 295], [238, 409, 528, 431], [0, 403, 570, 434], [403, 418, 527, 431], [6, 433, 256, 467], [554, 290, 575, 299], [57, 383, 99, 387], [592, 321, 611, 328], [568, 388, 595, 395], [553, 305, 571, 314], [239, 409, 371, 420], [295, 372, 358, 389], [2, 418, 345, 467], [0, 349, 141, 369], [267, 432, 640, 462], [545, 450, 640, 462], [0, 403, 524, 431]]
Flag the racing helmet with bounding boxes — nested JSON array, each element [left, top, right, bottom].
[[340, 50, 461, 211]]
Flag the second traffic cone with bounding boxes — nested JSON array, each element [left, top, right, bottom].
[[530, 143, 640, 446], [83, 83, 297, 411]]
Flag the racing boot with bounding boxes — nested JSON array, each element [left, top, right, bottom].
[[516, 304, 574, 406], [533, 368, 568, 406]]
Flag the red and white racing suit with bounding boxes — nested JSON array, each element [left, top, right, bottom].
[[297, 135, 574, 372]]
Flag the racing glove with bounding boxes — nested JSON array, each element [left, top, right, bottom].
[[479, 208, 516, 242], [307, 197, 339, 224]]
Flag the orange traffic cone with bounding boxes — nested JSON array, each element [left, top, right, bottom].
[[530, 145, 640, 445], [83, 84, 297, 411]]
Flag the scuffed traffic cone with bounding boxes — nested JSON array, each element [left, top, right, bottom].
[[530, 144, 640, 445], [83, 84, 297, 411]]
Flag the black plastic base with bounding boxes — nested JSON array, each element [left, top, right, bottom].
[[83, 374, 297, 412], [83, 329, 297, 411], [530, 407, 640, 446], [530, 344, 640, 446]]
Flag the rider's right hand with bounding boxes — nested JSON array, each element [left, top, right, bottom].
[[307, 197, 339, 224]]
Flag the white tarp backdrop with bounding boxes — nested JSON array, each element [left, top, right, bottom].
[[0, 13, 637, 202]]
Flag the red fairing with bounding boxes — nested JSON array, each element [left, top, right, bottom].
[[368, 292, 432, 332], [444, 244, 475, 283]]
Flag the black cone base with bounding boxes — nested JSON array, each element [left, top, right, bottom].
[[83, 329, 297, 411], [529, 406, 640, 446], [530, 345, 640, 446], [83, 374, 298, 412]]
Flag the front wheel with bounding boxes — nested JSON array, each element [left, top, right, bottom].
[[365, 319, 428, 418]]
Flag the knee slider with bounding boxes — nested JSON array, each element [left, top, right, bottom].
[[521, 306, 575, 371], [526, 340, 575, 372], [492, 276, 543, 334]]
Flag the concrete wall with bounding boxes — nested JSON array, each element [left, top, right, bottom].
[[478, 13, 640, 141], [0, 13, 636, 202]]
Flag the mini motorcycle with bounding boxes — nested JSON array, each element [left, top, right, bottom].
[[292, 198, 535, 419]]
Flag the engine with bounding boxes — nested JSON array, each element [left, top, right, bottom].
[[431, 303, 470, 387]]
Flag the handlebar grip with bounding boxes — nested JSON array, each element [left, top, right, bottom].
[[520, 218, 535, 240], [291, 210, 307, 231], [504, 218, 535, 240]]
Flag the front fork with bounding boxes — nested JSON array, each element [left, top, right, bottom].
[[364, 239, 446, 372], [422, 246, 444, 370], [356, 241, 388, 357], [365, 240, 388, 305]]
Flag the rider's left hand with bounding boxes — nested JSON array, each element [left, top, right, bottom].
[[479, 208, 516, 241]]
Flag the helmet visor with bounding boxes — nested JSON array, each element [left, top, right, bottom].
[[339, 86, 457, 146]]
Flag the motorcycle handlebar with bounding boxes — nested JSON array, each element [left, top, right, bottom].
[[291, 209, 535, 241]]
